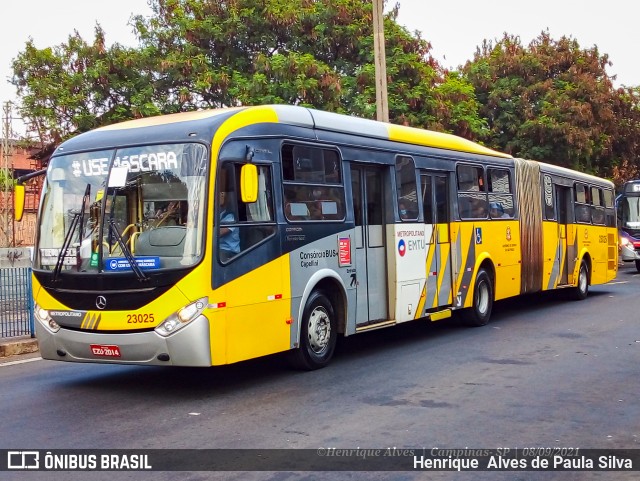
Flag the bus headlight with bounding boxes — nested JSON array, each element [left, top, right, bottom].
[[155, 297, 208, 337], [34, 304, 60, 333], [620, 236, 630, 247]]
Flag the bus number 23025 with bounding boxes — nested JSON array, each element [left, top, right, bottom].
[[127, 313, 155, 324]]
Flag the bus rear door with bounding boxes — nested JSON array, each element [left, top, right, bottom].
[[556, 184, 572, 285], [420, 172, 453, 311]]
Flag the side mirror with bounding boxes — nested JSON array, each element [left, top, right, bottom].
[[14, 184, 25, 222], [240, 164, 258, 203]]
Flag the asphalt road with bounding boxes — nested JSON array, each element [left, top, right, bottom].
[[1, 265, 639, 481]]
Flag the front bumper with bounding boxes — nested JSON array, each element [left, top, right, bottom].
[[36, 314, 212, 366]]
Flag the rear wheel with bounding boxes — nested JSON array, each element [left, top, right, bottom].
[[465, 268, 493, 327], [289, 291, 337, 370], [571, 260, 589, 300]]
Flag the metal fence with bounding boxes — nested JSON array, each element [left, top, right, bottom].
[[0, 267, 34, 338]]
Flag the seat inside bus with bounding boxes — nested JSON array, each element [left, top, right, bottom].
[[135, 226, 187, 259]]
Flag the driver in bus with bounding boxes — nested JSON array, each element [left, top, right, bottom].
[[219, 191, 240, 261]]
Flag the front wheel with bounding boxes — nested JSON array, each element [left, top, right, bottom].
[[289, 291, 337, 370], [635, 259, 640, 273], [465, 268, 493, 327], [570, 260, 589, 300]]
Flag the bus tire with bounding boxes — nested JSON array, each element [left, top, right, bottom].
[[289, 290, 337, 370], [465, 268, 493, 327], [571, 260, 589, 300], [635, 260, 640, 273]]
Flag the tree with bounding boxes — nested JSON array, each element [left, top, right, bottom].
[[347, 6, 487, 138], [11, 27, 159, 146], [12, 0, 487, 145], [609, 86, 640, 184], [0, 168, 13, 190], [463, 31, 640, 178]]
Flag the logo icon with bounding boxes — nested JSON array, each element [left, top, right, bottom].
[[506, 226, 512, 241], [397, 239, 406, 257], [96, 296, 107, 310], [7, 451, 39, 470]]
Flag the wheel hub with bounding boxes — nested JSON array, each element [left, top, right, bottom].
[[477, 281, 489, 314], [308, 307, 330, 354]]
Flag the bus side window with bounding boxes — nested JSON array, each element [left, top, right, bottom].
[[421, 174, 434, 224], [457, 164, 487, 219], [395, 156, 418, 221], [603, 189, 615, 227], [282, 145, 345, 222], [574, 183, 591, 224], [217, 162, 276, 263], [590, 187, 605, 225], [487, 168, 514, 219], [542, 174, 555, 220]]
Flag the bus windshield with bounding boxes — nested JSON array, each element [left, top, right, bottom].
[[35, 143, 208, 274], [619, 195, 640, 231]]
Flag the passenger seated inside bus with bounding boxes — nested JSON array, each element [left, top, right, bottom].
[[575, 204, 591, 223], [489, 202, 510, 219], [459, 196, 487, 218], [399, 202, 410, 220]]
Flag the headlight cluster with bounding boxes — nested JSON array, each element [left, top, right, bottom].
[[155, 297, 208, 337], [34, 304, 60, 333]]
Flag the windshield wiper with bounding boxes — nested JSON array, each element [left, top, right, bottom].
[[52, 212, 80, 282], [107, 189, 117, 249], [52, 184, 91, 282], [77, 184, 91, 270], [108, 218, 148, 281]]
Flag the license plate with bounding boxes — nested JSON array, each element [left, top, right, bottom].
[[90, 344, 121, 358]]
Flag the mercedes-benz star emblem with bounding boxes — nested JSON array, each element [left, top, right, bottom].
[[96, 296, 107, 310]]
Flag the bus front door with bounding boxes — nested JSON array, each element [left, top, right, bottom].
[[351, 165, 388, 326]]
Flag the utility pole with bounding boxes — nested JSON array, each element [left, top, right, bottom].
[[372, 0, 389, 122], [1, 101, 14, 247]]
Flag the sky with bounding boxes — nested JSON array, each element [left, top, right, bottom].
[[1, 0, 638, 135]]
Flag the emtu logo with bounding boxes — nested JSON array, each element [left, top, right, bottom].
[[397, 239, 406, 257]]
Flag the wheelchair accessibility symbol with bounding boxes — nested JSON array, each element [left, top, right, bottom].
[[475, 227, 482, 244]]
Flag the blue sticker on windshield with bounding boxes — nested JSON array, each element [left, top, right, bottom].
[[105, 257, 160, 271]]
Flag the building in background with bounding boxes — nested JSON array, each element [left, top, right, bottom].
[[0, 139, 42, 247]]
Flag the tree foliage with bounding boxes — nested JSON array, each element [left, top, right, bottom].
[[11, 27, 159, 146], [10, 3, 640, 183], [11, 0, 485, 146], [463, 31, 640, 178], [0, 168, 13, 190], [609, 86, 640, 183]]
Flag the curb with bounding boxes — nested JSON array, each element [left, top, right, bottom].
[[0, 337, 39, 358]]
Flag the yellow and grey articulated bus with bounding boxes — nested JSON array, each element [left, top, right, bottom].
[[14, 105, 618, 369]]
